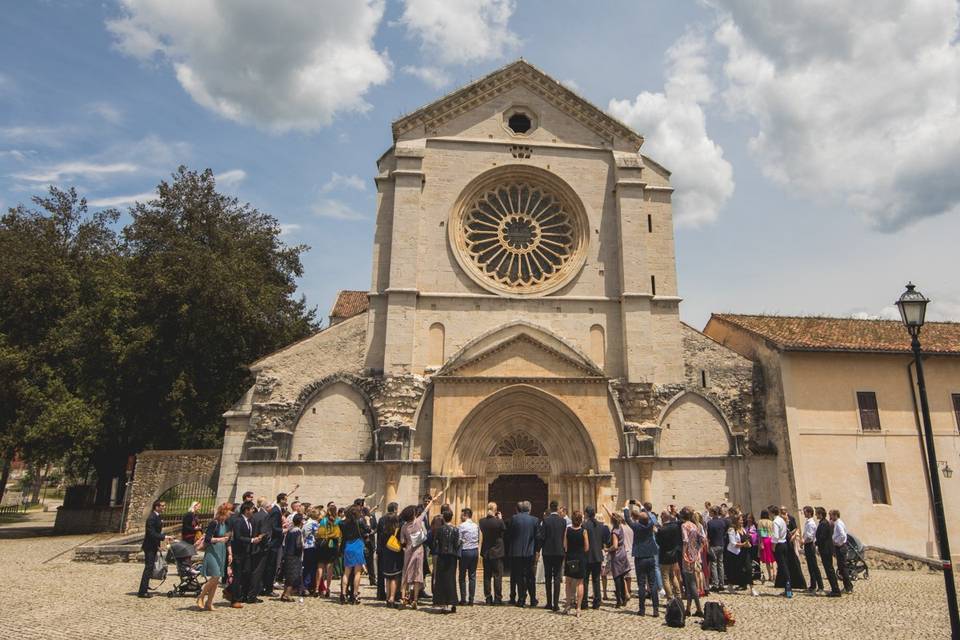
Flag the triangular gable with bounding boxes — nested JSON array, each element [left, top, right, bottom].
[[439, 333, 604, 379], [393, 60, 644, 151]]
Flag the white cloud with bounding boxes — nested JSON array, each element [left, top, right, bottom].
[[320, 172, 367, 194], [560, 79, 581, 93], [106, 0, 391, 132], [278, 223, 301, 237], [86, 102, 124, 124], [402, 65, 451, 89], [312, 198, 366, 221], [399, 0, 518, 66], [11, 161, 140, 183], [216, 168, 246, 188], [609, 32, 734, 227], [88, 191, 156, 207], [0, 125, 73, 147], [708, 0, 960, 230]]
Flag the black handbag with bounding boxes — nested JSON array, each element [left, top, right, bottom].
[[564, 558, 582, 575]]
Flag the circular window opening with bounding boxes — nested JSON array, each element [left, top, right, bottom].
[[507, 112, 532, 134]]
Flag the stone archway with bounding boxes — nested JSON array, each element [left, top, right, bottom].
[[439, 384, 602, 515]]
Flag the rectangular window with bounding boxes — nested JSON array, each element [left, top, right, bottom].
[[953, 393, 960, 431], [647, 214, 653, 233], [857, 391, 881, 431], [651, 275, 656, 296], [867, 462, 890, 504]]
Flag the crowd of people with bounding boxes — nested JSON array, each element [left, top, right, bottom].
[[137, 489, 858, 619]]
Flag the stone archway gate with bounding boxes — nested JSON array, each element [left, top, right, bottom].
[[124, 449, 221, 533]]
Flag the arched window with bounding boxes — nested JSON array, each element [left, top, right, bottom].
[[428, 322, 445, 365], [589, 324, 605, 370]]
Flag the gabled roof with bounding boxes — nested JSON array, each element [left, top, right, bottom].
[[709, 314, 960, 355], [329, 290, 369, 321], [392, 59, 645, 151], [438, 332, 605, 378]]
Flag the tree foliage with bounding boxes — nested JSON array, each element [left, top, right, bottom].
[[0, 168, 317, 493]]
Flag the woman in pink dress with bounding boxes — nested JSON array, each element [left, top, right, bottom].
[[757, 509, 776, 583]]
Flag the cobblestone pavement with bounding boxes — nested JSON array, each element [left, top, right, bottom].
[[0, 535, 955, 639]]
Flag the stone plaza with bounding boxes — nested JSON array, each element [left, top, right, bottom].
[[1, 532, 955, 640]]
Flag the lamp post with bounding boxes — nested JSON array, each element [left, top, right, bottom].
[[896, 282, 959, 637]]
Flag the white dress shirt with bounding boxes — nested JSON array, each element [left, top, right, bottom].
[[802, 517, 817, 544], [832, 518, 848, 546], [459, 518, 480, 551], [772, 515, 788, 544], [726, 528, 742, 555]]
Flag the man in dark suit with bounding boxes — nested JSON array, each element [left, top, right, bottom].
[[816, 507, 841, 597], [137, 500, 170, 597], [581, 506, 608, 609], [259, 492, 287, 596], [479, 502, 506, 605], [507, 500, 538, 608], [230, 500, 264, 608], [538, 500, 566, 611], [246, 497, 272, 602]]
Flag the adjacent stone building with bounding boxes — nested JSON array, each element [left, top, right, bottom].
[[704, 314, 960, 559], [216, 61, 770, 520]]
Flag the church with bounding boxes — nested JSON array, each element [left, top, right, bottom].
[[215, 60, 775, 517]]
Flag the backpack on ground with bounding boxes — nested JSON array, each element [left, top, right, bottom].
[[700, 601, 727, 632], [665, 597, 686, 628]]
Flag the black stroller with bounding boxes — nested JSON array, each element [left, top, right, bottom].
[[166, 540, 206, 597], [844, 533, 869, 581]]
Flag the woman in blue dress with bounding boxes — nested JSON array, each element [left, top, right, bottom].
[[197, 503, 232, 611], [339, 505, 369, 604]]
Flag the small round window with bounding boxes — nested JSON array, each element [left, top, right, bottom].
[[507, 112, 532, 134]]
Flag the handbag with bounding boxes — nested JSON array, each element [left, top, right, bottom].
[[386, 531, 401, 552], [152, 551, 168, 581], [410, 526, 426, 549], [564, 558, 582, 575]]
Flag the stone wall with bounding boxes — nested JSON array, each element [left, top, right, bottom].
[[125, 449, 221, 533], [54, 505, 124, 535]]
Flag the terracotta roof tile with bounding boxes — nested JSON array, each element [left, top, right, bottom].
[[711, 314, 960, 355], [329, 290, 369, 320]]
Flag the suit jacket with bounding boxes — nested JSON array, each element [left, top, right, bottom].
[[582, 518, 608, 564], [231, 514, 256, 558], [479, 515, 506, 559], [539, 513, 567, 557], [251, 508, 271, 553], [141, 512, 164, 552], [268, 505, 283, 548], [508, 512, 538, 558], [815, 519, 835, 554]]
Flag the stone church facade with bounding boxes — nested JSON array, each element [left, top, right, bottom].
[[216, 61, 775, 515]]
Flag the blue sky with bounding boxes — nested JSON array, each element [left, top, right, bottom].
[[3, 1, 959, 328]]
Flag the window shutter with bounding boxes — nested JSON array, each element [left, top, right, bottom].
[[857, 392, 881, 431]]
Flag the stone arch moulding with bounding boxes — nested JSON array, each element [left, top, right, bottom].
[[437, 319, 605, 377], [440, 384, 599, 478], [284, 372, 379, 434], [656, 390, 736, 456]]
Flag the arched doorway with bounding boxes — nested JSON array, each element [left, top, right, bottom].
[[488, 474, 548, 520]]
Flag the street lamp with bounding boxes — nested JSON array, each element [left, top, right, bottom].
[[896, 282, 959, 638]]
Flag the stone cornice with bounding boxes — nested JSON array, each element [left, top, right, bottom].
[[434, 375, 608, 384], [439, 332, 605, 378], [392, 60, 644, 151]]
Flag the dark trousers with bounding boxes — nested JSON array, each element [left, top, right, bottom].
[[819, 547, 840, 593], [138, 549, 157, 595], [510, 556, 536, 604], [302, 547, 319, 593], [376, 547, 386, 600], [364, 544, 376, 586], [774, 542, 792, 592], [635, 556, 659, 615], [259, 545, 281, 594], [482, 556, 503, 602], [231, 552, 252, 603], [247, 550, 267, 599], [542, 555, 563, 608], [835, 544, 853, 592], [581, 561, 602, 608], [614, 574, 627, 606], [458, 548, 479, 603], [803, 542, 823, 590]]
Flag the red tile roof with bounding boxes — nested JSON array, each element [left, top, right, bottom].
[[329, 290, 369, 320], [710, 314, 960, 355]]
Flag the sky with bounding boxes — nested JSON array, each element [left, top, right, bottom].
[[2, 0, 959, 329]]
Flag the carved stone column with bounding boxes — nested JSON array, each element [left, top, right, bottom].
[[640, 461, 653, 504], [384, 463, 400, 505]]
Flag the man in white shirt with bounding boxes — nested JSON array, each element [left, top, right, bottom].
[[801, 506, 823, 592], [829, 509, 854, 593], [458, 508, 481, 605], [771, 506, 793, 597]]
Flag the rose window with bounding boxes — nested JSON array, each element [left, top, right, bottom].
[[453, 170, 587, 295]]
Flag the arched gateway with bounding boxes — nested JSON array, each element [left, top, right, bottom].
[[437, 384, 602, 516]]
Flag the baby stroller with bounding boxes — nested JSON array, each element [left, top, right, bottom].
[[844, 533, 869, 581], [166, 540, 205, 597]]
